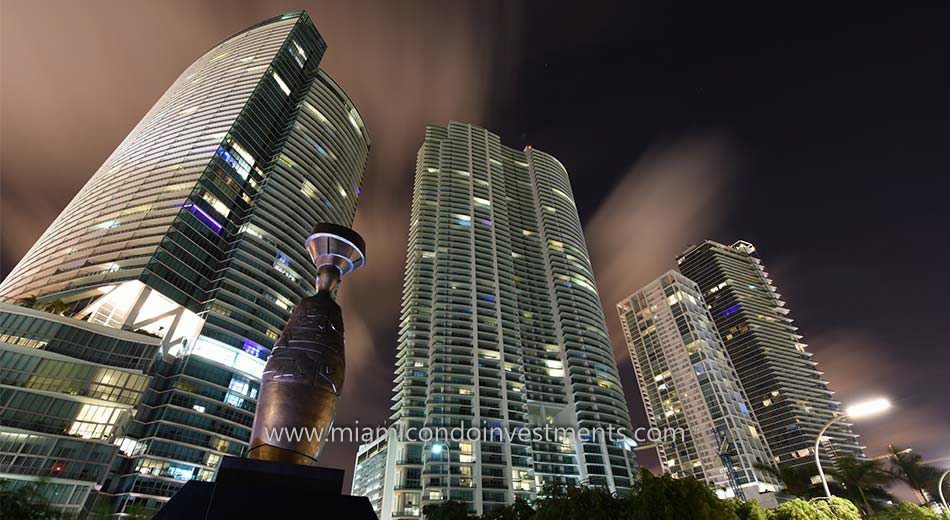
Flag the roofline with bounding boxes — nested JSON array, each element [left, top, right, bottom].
[[213, 11, 307, 50], [615, 268, 691, 308]]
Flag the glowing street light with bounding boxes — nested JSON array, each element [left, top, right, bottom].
[[816, 398, 892, 498], [845, 398, 892, 418], [939, 468, 948, 512]]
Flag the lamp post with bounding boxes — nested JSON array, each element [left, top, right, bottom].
[[939, 468, 948, 512], [432, 443, 450, 501], [815, 398, 892, 498]]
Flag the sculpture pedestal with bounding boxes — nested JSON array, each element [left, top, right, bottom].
[[154, 456, 376, 519]]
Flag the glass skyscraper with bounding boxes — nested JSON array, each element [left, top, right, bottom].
[[0, 11, 369, 516], [676, 241, 864, 472], [617, 271, 778, 505], [355, 122, 637, 519], [0, 302, 159, 515]]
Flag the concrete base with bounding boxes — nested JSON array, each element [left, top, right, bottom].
[[153, 456, 376, 519]]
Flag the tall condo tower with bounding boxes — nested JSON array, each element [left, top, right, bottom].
[[676, 241, 863, 471], [358, 122, 637, 519], [0, 12, 369, 515], [617, 271, 778, 505]]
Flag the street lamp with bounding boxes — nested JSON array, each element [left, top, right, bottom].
[[432, 443, 450, 501], [815, 398, 892, 498], [939, 468, 948, 512]]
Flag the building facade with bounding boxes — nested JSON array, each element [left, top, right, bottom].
[[355, 122, 637, 519], [617, 271, 778, 505], [676, 241, 863, 471], [0, 303, 159, 515], [0, 11, 369, 516], [352, 435, 394, 517]]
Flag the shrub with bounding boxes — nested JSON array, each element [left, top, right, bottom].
[[869, 502, 944, 520], [766, 497, 861, 520], [813, 497, 862, 520], [767, 499, 819, 520], [727, 499, 767, 520]]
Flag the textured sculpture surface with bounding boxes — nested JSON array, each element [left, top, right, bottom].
[[264, 293, 344, 394]]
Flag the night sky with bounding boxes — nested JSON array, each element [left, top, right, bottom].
[[1, 0, 948, 495]]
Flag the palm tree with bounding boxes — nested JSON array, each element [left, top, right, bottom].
[[886, 445, 940, 504], [38, 299, 71, 316], [831, 455, 893, 514], [15, 295, 38, 309], [753, 462, 819, 498]]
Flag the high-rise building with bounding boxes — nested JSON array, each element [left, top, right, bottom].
[[355, 122, 637, 519], [352, 435, 393, 517], [676, 241, 863, 471], [617, 271, 778, 505], [0, 303, 159, 515], [0, 11, 369, 515]]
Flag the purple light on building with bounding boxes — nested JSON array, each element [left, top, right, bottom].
[[183, 203, 223, 233]]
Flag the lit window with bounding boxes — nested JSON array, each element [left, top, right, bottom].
[[97, 220, 120, 230], [217, 143, 252, 179], [552, 187, 576, 207], [272, 71, 291, 95], [304, 101, 332, 126], [229, 377, 250, 395], [184, 203, 223, 233], [347, 107, 364, 133], [201, 191, 231, 218], [288, 39, 307, 67]]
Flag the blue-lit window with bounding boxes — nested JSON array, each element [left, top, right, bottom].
[[216, 146, 251, 179], [167, 464, 198, 481], [229, 376, 250, 395], [721, 304, 741, 316], [739, 402, 750, 414], [242, 340, 263, 358], [184, 203, 223, 234], [225, 393, 245, 408]]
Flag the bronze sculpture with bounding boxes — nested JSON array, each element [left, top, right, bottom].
[[247, 223, 365, 465]]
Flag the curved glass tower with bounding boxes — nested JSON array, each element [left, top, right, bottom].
[[0, 11, 369, 516], [618, 271, 779, 505], [365, 122, 636, 519]]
